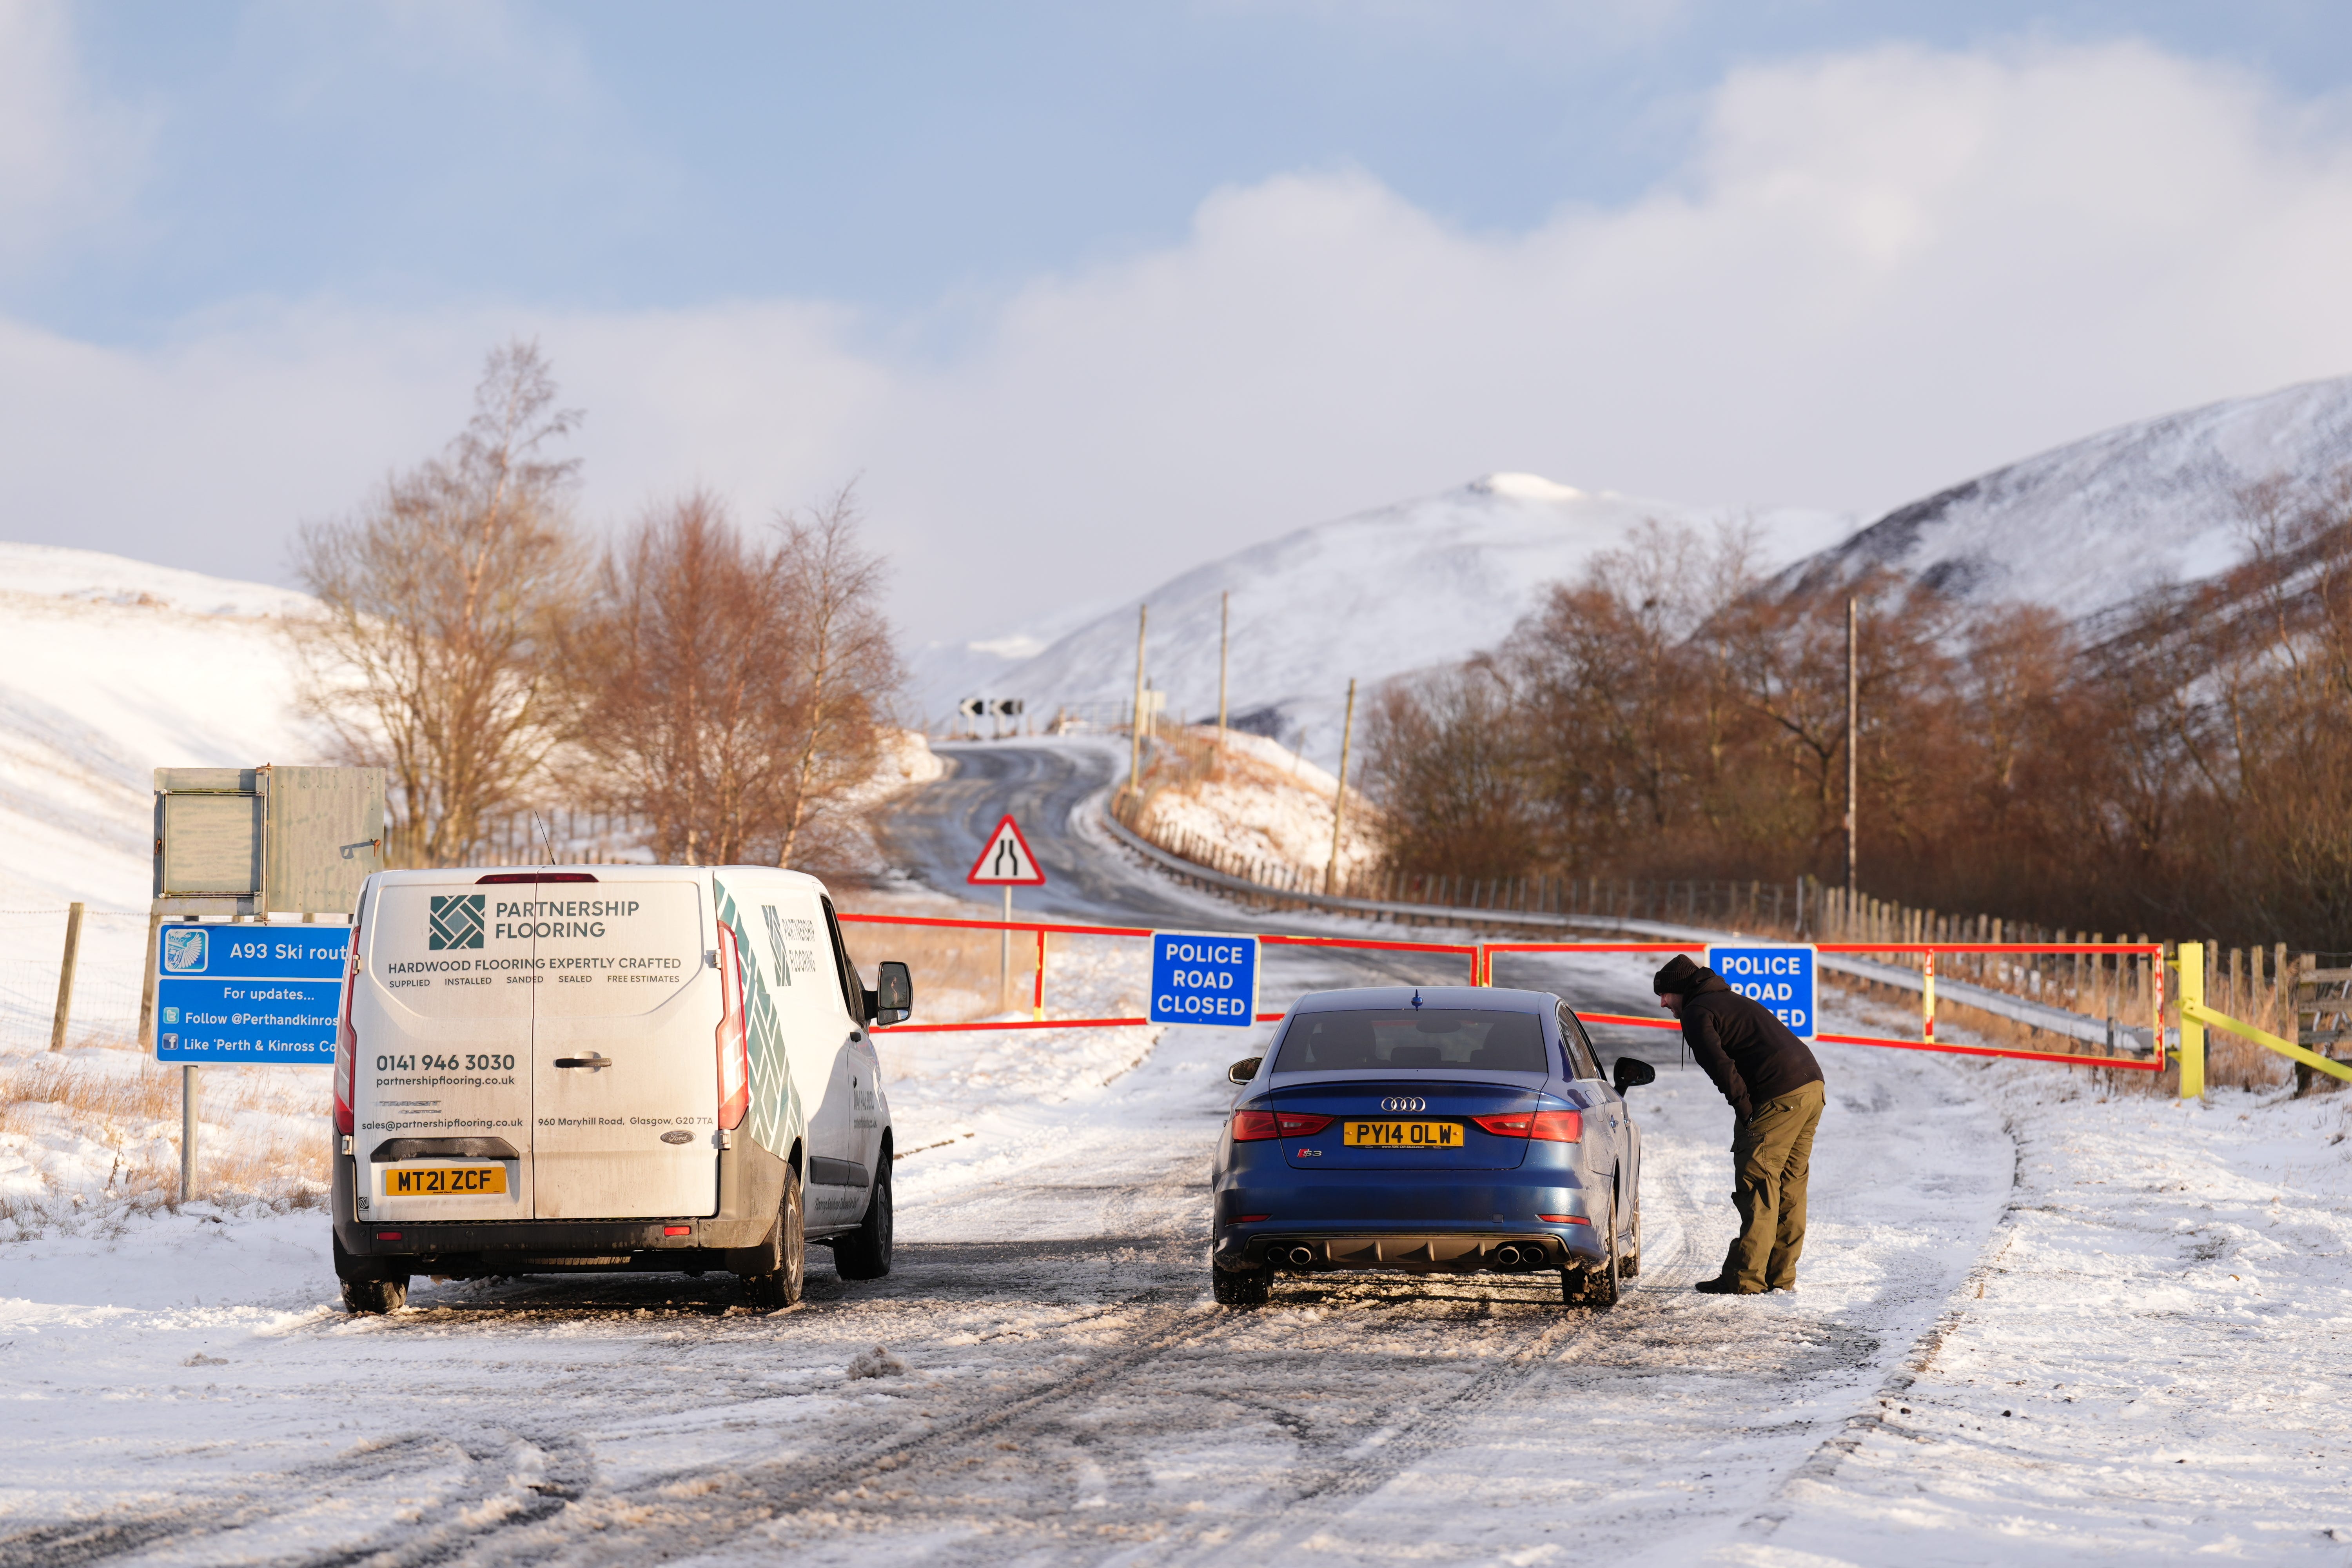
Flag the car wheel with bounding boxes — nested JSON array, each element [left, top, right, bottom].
[[833, 1157, 893, 1281], [341, 1275, 407, 1314], [743, 1165, 807, 1308], [1620, 1194, 1642, 1279], [1212, 1261, 1272, 1307], [1563, 1197, 1621, 1310]]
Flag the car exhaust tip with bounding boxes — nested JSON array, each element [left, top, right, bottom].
[[1492, 1244, 1523, 1269], [1282, 1245, 1316, 1268]]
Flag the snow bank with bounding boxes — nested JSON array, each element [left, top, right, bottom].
[[0, 544, 325, 909], [1132, 725, 1379, 882]]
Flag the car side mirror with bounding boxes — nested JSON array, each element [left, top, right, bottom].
[[1226, 1056, 1263, 1085], [1613, 1056, 1656, 1094], [873, 961, 913, 1027]]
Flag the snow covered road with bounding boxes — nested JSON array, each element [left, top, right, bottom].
[[4, 739, 2348, 1563], [0, 935, 2030, 1567]]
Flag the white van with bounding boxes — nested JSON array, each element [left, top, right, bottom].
[[329, 865, 910, 1312]]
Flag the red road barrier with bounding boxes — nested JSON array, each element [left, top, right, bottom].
[[838, 913, 1474, 1034], [844, 912, 2164, 1071]]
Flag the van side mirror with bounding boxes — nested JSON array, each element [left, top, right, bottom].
[[1226, 1056, 1263, 1085], [872, 961, 913, 1027], [1612, 1056, 1656, 1094]]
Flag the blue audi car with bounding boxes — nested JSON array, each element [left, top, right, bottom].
[[1210, 985, 1656, 1308]]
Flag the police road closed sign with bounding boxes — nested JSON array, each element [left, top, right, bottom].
[[1149, 932, 1259, 1027], [1704, 944, 1818, 1040], [157, 923, 347, 1065]]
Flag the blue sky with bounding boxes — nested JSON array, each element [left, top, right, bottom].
[[8, 1, 2352, 642]]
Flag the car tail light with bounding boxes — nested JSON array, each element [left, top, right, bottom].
[[1532, 1110, 1582, 1142], [1538, 1214, 1591, 1225], [1234, 1214, 1270, 1223], [333, 938, 359, 1136], [1231, 1109, 1280, 1141], [1232, 1110, 1334, 1141], [715, 922, 750, 1131], [1473, 1110, 1582, 1142]]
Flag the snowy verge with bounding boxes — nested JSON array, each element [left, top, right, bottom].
[[1694, 991, 2352, 1564]]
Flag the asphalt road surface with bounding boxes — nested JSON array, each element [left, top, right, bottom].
[[0, 737, 2015, 1567]]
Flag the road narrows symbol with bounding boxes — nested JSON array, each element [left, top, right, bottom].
[[965, 815, 1047, 886]]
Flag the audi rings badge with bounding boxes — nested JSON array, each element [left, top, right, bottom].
[[1379, 1096, 1428, 1113]]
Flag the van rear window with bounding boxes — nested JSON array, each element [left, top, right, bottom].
[[1272, 1009, 1550, 1074]]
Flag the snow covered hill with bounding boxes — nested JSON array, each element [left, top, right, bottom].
[[1777, 373, 2352, 617], [0, 544, 324, 909], [914, 473, 1850, 764]]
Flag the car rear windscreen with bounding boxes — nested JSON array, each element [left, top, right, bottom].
[[1272, 1009, 1550, 1074]]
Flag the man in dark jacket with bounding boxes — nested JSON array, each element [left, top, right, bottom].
[[1654, 953, 1825, 1296]]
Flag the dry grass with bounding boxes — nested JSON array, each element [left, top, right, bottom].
[[0, 1047, 328, 1232], [832, 886, 1047, 1024]]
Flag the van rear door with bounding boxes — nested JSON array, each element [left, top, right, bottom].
[[524, 878, 719, 1220], [358, 877, 535, 1224]]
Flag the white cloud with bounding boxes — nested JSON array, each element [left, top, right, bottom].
[[0, 0, 149, 265], [10, 38, 2352, 641]]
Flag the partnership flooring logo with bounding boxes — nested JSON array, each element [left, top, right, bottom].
[[429, 894, 487, 950]]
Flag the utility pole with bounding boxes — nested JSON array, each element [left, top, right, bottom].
[[1127, 604, 1149, 804], [1216, 590, 1230, 757], [1325, 678, 1357, 895], [1844, 595, 1858, 901]]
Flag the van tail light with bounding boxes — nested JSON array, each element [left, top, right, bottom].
[[715, 922, 750, 1131], [1231, 1110, 1333, 1141], [1472, 1110, 1582, 1142], [333, 942, 358, 1136]]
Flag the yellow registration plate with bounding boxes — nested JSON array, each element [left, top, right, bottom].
[[384, 1165, 508, 1196], [1344, 1120, 1463, 1149]]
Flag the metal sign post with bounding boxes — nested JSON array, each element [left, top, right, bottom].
[[966, 815, 1048, 1013]]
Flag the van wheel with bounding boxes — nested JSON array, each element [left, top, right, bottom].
[[743, 1167, 806, 1308], [342, 1276, 407, 1314], [834, 1161, 893, 1281]]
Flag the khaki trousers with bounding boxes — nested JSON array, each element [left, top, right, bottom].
[[1721, 1079, 1824, 1291]]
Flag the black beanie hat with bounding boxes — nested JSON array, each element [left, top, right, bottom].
[[1653, 954, 1705, 995]]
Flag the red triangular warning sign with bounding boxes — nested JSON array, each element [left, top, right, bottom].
[[965, 814, 1047, 885]]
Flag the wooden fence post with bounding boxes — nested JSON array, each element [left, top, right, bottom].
[[48, 902, 85, 1052]]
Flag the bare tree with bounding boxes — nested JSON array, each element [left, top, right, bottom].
[[562, 482, 901, 870], [292, 341, 583, 864], [774, 483, 900, 868], [566, 492, 802, 864]]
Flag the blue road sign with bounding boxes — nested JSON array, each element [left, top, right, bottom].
[[1704, 943, 1818, 1040], [1149, 931, 1259, 1027], [156, 922, 346, 1065]]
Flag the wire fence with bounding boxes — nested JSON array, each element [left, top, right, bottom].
[[0, 910, 153, 1052]]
